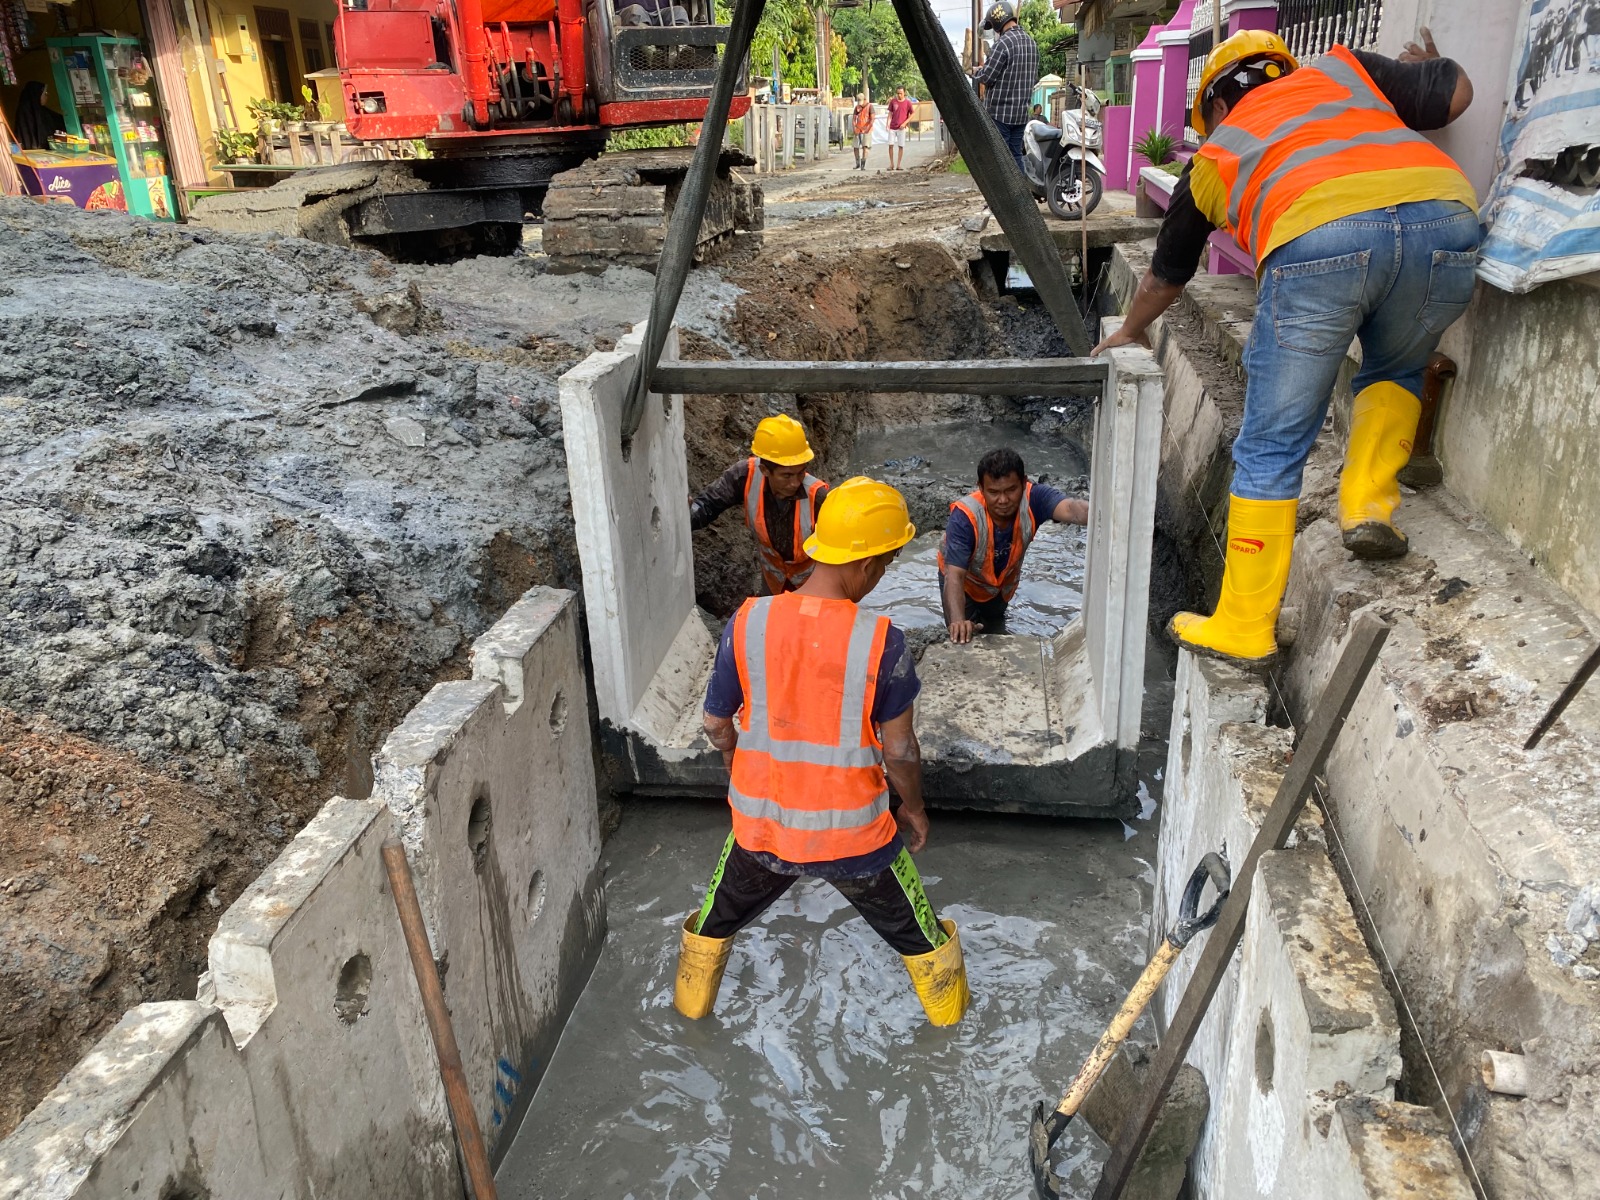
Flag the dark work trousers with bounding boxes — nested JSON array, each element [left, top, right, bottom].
[[940, 585, 1010, 635], [994, 119, 1026, 173], [692, 833, 946, 956]]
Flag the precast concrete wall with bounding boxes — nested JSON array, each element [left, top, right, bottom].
[[0, 587, 605, 1198], [1153, 653, 1474, 1199]]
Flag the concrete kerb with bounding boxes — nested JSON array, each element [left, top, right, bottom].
[[0, 586, 605, 1198]]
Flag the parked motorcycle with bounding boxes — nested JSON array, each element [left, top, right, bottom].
[[1023, 91, 1106, 219]]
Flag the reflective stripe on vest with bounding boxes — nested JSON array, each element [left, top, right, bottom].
[[937, 484, 1037, 603], [1196, 45, 1465, 263], [727, 594, 897, 862], [743, 457, 826, 593]]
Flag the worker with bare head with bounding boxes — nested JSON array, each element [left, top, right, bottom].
[[852, 92, 874, 169], [689, 414, 830, 597], [1095, 28, 1478, 669], [939, 446, 1088, 643], [674, 477, 970, 1028], [886, 86, 914, 170]]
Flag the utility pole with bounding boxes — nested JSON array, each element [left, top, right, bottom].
[[971, 0, 985, 66]]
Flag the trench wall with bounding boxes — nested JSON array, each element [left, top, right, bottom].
[[0, 587, 605, 1199], [1122, 235, 1600, 1198]]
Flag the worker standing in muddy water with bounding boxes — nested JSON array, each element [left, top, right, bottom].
[[690, 414, 830, 596], [939, 447, 1089, 643], [1094, 28, 1478, 668], [674, 477, 971, 1028]]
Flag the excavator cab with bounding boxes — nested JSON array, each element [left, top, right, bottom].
[[587, 0, 745, 114]]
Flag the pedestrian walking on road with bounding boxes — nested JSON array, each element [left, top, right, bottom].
[[969, 1, 1040, 172], [674, 477, 971, 1028], [938, 447, 1088, 642], [690, 414, 830, 598], [1094, 28, 1479, 669], [852, 93, 875, 169], [886, 86, 915, 170]]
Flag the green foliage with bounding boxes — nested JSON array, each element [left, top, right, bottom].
[[833, 4, 925, 99], [1132, 127, 1176, 166], [246, 97, 302, 126], [946, 155, 970, 174], [215, 128, 259, 164], [1035, 22, 1077, 78], [1017, 0, 1059, 41], [606, 124, 694, 152], [300, 84, 333, 122]]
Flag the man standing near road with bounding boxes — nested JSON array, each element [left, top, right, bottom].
[[886, 86, 915, 171], [852, 93, 875, 170], [672, 477, 971, 1028], [1094, 29, 1478, 669], [690, 414, 830, 597], [970, 1, 1039, 172], [938, 447, 1088, 643]]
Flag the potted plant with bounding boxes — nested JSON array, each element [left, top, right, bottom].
[[216, 127, 259, 165], [1133, 128, 1182, 175], [302, 85, 336, 132]]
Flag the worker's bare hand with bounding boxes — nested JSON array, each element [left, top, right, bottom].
[[896, 805, 929, 853], [1092, 326, 1151, 355], [1399, 27, 1438, 62], [949, 619, 980, 644]]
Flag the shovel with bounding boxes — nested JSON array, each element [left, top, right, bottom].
[[1028, 852, 1230, 1200]]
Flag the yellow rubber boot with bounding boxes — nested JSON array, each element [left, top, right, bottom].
[[1339, 382, 1422, 560], [1168, 495, 1297, 669], [902, 919, 971, 1026], [673, 914, 734, 1020]]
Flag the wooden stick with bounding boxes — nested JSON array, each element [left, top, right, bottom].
[[652, 357, 1108, 396], [1091, 614, 1390, 1200], [382, 839, 499, 1200]]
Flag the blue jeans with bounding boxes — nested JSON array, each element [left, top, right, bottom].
[[1233, 199, 1481, 501], [994, 119, 1025, 172]]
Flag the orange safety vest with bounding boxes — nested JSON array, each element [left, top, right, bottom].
[[1195, 44, 1467, 265], [854, 104, 873, 134], [727, 594, 899, 863], [743, 457, 827, 594], [937, 484, 1037, 603]]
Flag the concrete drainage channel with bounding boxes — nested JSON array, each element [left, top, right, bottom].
[[0, 212, 1487, 1200]]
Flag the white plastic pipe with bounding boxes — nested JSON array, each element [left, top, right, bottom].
[[1481, 1050, 1532, 1096]]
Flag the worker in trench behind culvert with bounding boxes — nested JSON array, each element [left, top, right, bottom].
[[1094, 27, 1479, 668], [690, 414, 831, 598], [674, 477, 971, 1027], [938, 446, 1089, 643]]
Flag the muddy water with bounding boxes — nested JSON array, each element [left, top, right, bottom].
[[497, 800, 1156, 1199], [850, 420, 1090, 637]]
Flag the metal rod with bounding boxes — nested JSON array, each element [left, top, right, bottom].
[[624, 0, 767, 441], [1523, 640, 1600, 751], [1090, 614, 1391, 1200], [382, 839, 499, 1200], [891, 0, 1089, 355]]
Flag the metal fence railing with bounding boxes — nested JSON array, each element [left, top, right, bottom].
[[1278, 0, 1384, 62]]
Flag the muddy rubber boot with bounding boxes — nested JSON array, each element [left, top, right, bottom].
[[673, 914, 734, 1020], [901, 919, 971, 1026], [1168, 496, 1297, 669], [1340, 382, 1422, 561]]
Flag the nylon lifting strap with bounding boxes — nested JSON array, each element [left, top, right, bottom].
[[729, 597, 889, 830]]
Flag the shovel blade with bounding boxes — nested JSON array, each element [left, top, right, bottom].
[[1028, 1100, 1065, 1200]]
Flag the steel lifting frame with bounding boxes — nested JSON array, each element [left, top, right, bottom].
[[622, 0, 1093, 440]]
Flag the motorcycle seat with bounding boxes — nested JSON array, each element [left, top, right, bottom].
[[1028, 122, 1063, 142]]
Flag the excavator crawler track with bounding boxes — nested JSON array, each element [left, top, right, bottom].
[[541, 146, 763, 272]]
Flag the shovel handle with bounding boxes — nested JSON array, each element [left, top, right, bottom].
[[1051, 938, 1182, 1120]]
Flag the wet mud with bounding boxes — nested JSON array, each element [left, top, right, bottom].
[[497, 799, 1157, 1200]]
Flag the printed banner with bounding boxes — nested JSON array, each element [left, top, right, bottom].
[[1477, 0, 1600, 292]]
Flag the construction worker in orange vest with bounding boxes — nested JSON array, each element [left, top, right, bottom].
[[674, 477, 970, 1027], [689, 414, 830, 596], [938, 446, 1089, 643], [1094, 28, 1478, 668]]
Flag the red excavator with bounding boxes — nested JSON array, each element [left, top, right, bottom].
[[193, 0, 761, 264]]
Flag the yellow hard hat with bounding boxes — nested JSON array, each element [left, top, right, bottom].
[[751, 414, 815, 466], [804, 476, 916, 564], [1191, 30, 1298, 135]]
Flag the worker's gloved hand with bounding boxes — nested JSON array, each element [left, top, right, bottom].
[[948, 619, 981, 644], [896, 805, 929, 853]]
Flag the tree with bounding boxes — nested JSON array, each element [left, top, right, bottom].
[[1017, 0, 1076, 77], [833, 3, 926, 100]]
